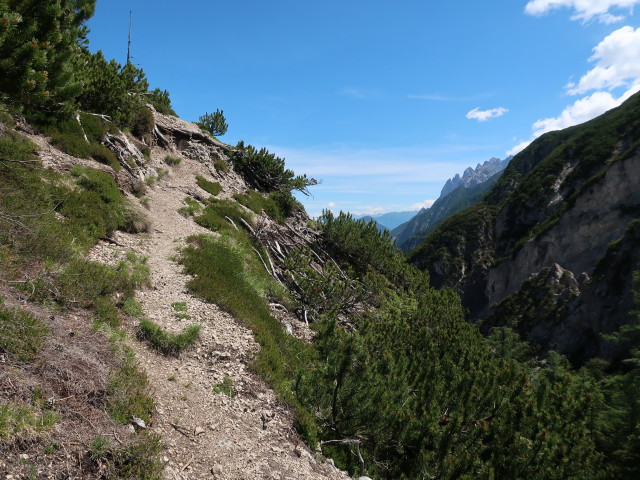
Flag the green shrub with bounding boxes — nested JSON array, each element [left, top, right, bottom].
[[0, 299, 48, 362], [60, 166, 145, 245], [123, 298, 144, 318], [142, 146, 151, 161], [231, 141, 316, 195], [164, 155, 182, 166], [106, 348, 155, 425], [89, 143, 120, 171], [213, 156, 229, 173], [94, 296, 121, 328], [178, 197, 202, 217], [131, 107, 154, 142], [137, 318, 201, 356], [148, 88, 176, 116], [0, 131, 39, 161], [195, 175, 222, 196], [233, 190, 297, 223], [89, 432, 163, 480], [195, 199, 251, 233]]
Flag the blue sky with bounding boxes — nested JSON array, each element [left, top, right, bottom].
[[87, 1, 640, 217]]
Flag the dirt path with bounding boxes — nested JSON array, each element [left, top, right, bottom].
[[88, 158, 350, 480]]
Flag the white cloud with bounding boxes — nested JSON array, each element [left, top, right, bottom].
[[409, 199, 436, 210], [507, 140, 533, 156], [524, 0, 640, 23], [356, 206, 386, 216], [327, 202, 337, 208], [466, 107, 508, 121], [568, 26, 640, 94], [508, 83, 640, 155]]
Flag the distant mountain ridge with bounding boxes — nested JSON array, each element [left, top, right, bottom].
[[352, 210, 417, 230], [393, 156, 511, 251]]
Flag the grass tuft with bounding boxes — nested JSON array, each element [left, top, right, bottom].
[[0, 401, 60, 441], [106, 348, 155, 425], [195, 175, 222, 196], [137, 318, 201, 356], [164, 155, 182, 166], [0, 298, 48, 362]]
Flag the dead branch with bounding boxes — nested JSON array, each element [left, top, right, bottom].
[[152, 124, 170, 149], [238, 217, 256, 236], [170, 422, 192, 438], [252, 247, 271, 275], [223, 215, 239, 231], [75, 113, 90, 144], [320, 439, 365, 474]]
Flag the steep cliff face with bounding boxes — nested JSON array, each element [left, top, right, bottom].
[[410, 91, 640, 363]]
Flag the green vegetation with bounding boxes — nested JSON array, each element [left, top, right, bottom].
[[44, 114, 120, 170], [212, 376, 235, 398], [164, 154, 182, 165], [89, 432, 163, 480], [194, 198, 252, 232], [0, 299, 48, 362], [231, 141, 317, 196], [213, 156, 229, 173], [195, 174, 222, 196], [197, 109, 227, 137], [106, 348, 155, 426], [178, 197, 202, 217], [0, 402, 59, 441], [171, 301, 188, 312], [0, 0, 94, 116], [233, 190, 289, 223], [137, 318, 201, 356]]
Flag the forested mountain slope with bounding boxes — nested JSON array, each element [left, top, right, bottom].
[[410, 91, 640, 363]]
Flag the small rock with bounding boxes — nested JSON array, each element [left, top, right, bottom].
[[210, 464, 223, 475], [194, 426, 205, 435]]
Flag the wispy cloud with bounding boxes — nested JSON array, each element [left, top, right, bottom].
[[466, 107, 508, 121], [340, 87, 382, 99], [268, 144, 497, 183], [524, 0, 640, 24]]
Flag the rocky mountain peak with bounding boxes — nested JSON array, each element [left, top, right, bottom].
[[440, 156, 511, 198]]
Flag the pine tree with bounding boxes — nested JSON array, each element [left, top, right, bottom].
[[0, 0, 95, 113]]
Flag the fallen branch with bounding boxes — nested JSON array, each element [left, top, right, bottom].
[[320, 439, 365, 475], [238, 217, 256, 236], [223, 215, 239, 231], [170, 422, 192, 438]]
